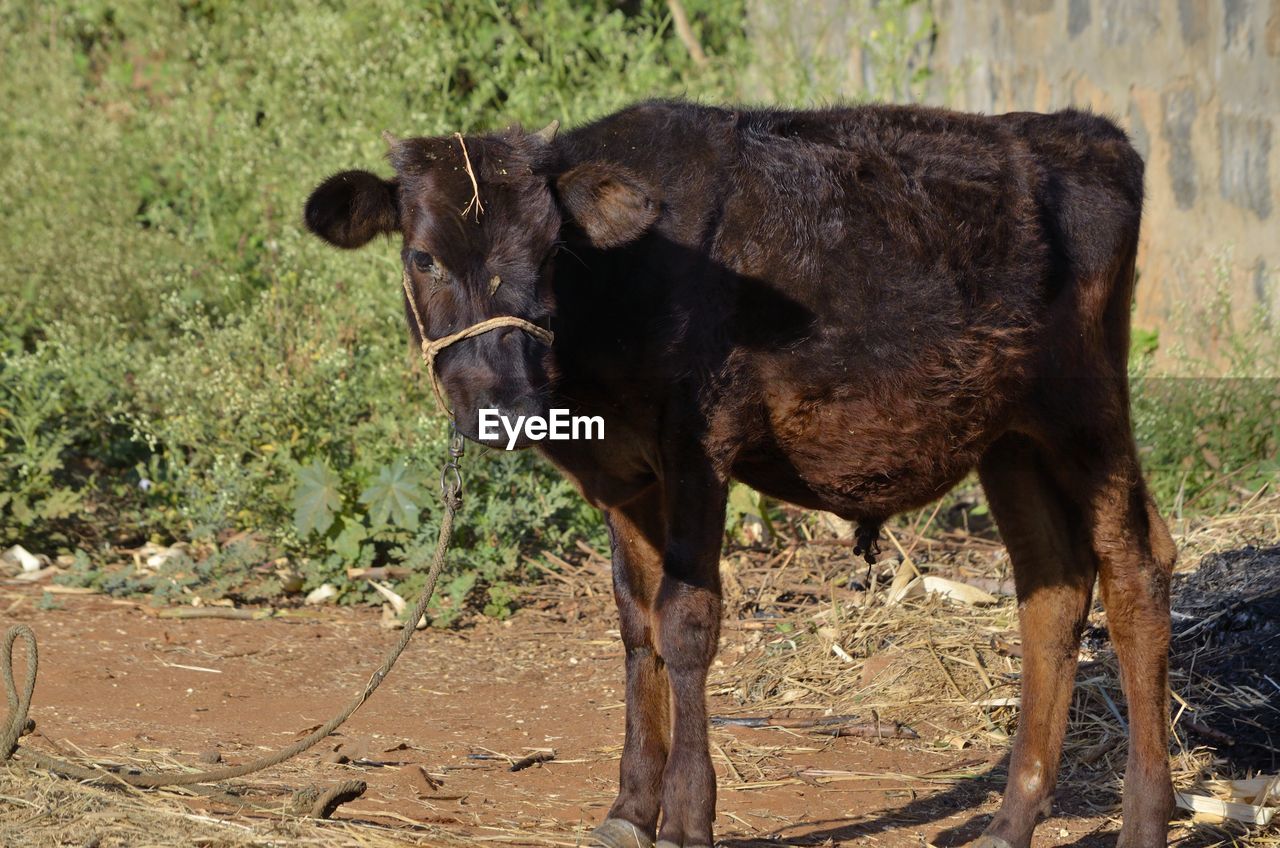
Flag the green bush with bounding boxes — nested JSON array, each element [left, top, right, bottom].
[[2, 0, 1272, 619], [0, 0, 746, 617]]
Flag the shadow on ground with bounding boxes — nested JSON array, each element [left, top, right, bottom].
[[722, 543, 1280, 848]]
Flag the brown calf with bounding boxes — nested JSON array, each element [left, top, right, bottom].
[[305, 100, 1176, 848]]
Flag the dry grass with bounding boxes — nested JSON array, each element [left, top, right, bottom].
[[0, 765, 479, 848], [703, 491, 1280, 844], [1173, 488, 1280, 564], [2, 493, 1277, 846]]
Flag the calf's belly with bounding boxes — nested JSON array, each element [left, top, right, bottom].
[[731, 448, 975, 522], [729, 393, 1003, 521]]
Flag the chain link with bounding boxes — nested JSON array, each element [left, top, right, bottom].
[[440, 419, 465, 508]]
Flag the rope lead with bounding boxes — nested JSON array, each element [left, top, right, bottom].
[[2, 435, 461, 795]]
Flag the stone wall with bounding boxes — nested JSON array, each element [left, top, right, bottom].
[[748, 0, 1280, 352]]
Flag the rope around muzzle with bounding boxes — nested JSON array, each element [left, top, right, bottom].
[[1, 479, 460, 792], [400, 267, 555, 416]]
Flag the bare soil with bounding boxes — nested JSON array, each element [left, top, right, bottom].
[[2, 531, 1278, 847]]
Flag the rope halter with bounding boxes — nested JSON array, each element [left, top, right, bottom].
[[400, 267, 554, 417]]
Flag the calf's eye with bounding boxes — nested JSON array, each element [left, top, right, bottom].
[[412, 251, 434, 272]]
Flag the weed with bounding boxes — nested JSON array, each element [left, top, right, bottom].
[[2, 2, 1272, 618], [1131, 264, 1280, 516], [0, 0, 746, 616]]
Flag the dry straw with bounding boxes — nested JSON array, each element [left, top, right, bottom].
[[3, 493, 1276, 846], [453, 132, 484, 221]]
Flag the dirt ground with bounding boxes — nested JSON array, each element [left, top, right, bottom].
[[3, 522, 1278, 847]]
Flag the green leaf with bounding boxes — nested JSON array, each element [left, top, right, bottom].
[[727, 482, 760, 520], [293, 460, 343, 537], [330, 519, 368, 562], [446, 571, 477, 606], [726, 482, 774, 541], [1131, 326, 1160, 359], [11, 496, 33, 524], [38, 488, 81, 521], [359, 459, 424, 530]]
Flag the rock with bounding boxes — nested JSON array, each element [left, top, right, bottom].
[[2, 544, 42, 572], [305, 583, 338, 605]]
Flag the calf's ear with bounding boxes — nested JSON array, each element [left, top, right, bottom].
[[304, 170, 399, 249], [555, 163, 658, 249]]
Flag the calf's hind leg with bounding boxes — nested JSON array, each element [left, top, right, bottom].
[[1053, 439, 1176, 848], [593, 486, 670, 848], [973, 434, 1097, 848]]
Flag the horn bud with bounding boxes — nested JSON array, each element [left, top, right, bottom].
[[531, 120, 559, 144]]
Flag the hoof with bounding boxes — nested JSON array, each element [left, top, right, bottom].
[[971, 836, 1015, 848], [591, 818, 654, 848]]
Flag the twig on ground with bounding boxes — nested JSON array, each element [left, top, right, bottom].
[[156, 608, 272, 621], [509, 750, 555, 772], [710, 714, 918, 739]]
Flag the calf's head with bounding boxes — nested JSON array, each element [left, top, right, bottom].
[[304, 124, 658, 446]]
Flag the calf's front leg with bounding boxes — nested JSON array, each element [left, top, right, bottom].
[[594, 486, 669, 848], [591, 463, 726, 848], [653, 459, 727, 848]]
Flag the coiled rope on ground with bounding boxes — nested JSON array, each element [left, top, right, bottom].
[[1, 495, 456, 798]]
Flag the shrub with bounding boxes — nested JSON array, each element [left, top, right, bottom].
[[1, 0, 746, 616], [3, 1, 1272, 618]]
